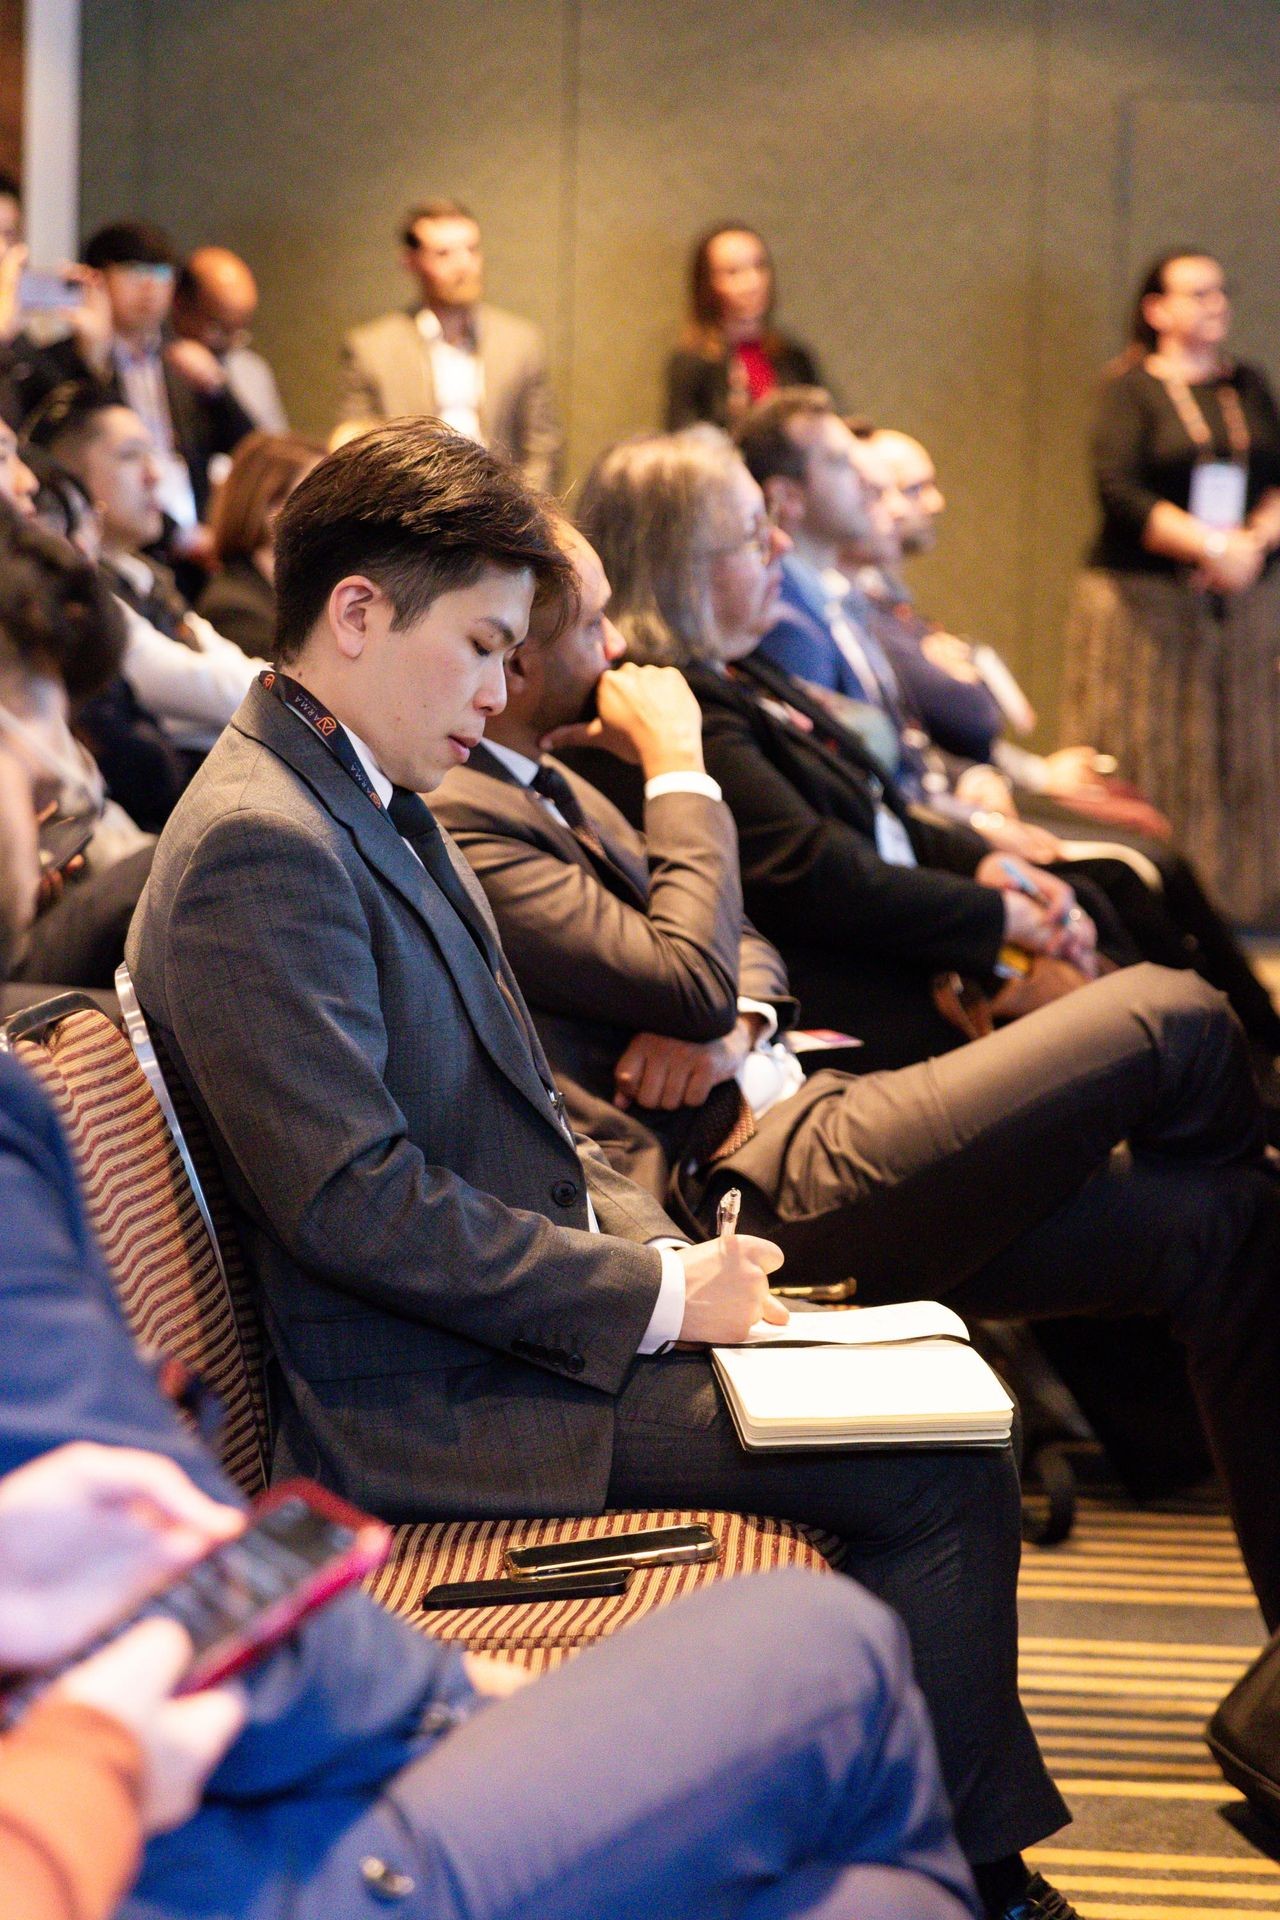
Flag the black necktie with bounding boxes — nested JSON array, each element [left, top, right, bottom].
[[387, 786, 494, 964], [529, 761, 648, 908]]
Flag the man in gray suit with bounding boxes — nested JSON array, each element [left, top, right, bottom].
[[338, 199, 561, 490], [125, 420, 1082, 1911]]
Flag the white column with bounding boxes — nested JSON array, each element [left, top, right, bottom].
[[23, 0, 81, 262]]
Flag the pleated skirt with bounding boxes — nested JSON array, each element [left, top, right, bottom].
[[1061, 565, 1280, 925]]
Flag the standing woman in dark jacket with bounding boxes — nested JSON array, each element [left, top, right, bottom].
[[664, 225, 823, 432], [197, 430, 323, 656], [1061, 251, 1280, 924]]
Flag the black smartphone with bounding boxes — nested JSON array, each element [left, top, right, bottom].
[[420, 1567, 630, 1612], [504, 1523, 719, 1579]]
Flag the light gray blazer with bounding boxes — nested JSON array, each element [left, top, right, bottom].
[[125, 680, 674, 1523], [338, 302, 562, 491]]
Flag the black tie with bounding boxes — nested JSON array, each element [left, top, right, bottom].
[[387, 786, 494, 964], [529, 761, 648, 908], [524, 765, 757, 1165]]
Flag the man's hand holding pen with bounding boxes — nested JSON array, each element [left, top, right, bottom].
[[676, 1190, 787, 1344]]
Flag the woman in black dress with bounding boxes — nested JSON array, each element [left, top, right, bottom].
[[1062, 251, 1280, 922], [664, 224, 822, 432]]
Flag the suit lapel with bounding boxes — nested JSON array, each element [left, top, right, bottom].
[[468, 744, 650, 910], [234, 685, 564, 1129]]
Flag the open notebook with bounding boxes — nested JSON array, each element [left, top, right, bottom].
[[711, 1301, 1013, 1450]]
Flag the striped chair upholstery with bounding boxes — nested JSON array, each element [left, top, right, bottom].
[[11, 998, 833, 1667]]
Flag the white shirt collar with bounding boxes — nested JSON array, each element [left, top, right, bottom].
[[344, 725, 394, 808], [415, 306, 477, 352], [108, 549, 156, 597], [482, 739, 541, 787]]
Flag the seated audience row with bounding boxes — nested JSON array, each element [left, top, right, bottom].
[[107, 417, 1280, 1920], [0, 526, 976, 1920]]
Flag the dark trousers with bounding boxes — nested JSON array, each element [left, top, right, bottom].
[[608, 1361, 1060, 1867], [704, 964, 1280, 1629], [136, 1573, 977, 1920]]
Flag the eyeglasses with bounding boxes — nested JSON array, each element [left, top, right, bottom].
[[699, 515, 775, 562], [0, 697, 105, 871], [115, 262, 174, 284]]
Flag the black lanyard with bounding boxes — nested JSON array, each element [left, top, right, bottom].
[[261, 669, 390, 814]]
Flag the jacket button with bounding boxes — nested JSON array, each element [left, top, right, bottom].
[[564, 1354, 585, 1375], [551, 1180, 579, 1208], [360, 1857, 416, 1901]]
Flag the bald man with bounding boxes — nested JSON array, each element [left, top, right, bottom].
[[171, 246, 288, 433]]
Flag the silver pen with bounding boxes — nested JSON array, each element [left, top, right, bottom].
[[716, 1186, 741, 1246]]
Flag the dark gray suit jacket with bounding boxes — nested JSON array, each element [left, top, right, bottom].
[[434, 747, 859, 1223], [125, 682, 677, 1523]]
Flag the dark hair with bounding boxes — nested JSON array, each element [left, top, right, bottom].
[[735, 386, 834, 487], [273, 419, 575, 663], [23, 380, 121, 465], [25, 448, 94, 543], [682, 222, 779, 359], [1113, 248, 1220, 368], [82, 220, 176, 271], [0, 172, 20, 205], [400, 199, 477, 249], [0, 509, 125, 707]]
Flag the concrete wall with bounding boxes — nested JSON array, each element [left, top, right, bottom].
[[80, 0, 1280, 733]]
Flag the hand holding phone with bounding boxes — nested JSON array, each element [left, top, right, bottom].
[[53, 1615, 247, 1835]]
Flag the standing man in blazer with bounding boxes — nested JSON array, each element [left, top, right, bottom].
[[125, 420, 1091, 1912], [338, 200, 561, 491]]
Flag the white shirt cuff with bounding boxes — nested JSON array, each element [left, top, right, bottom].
[[636, 1241, 688, 1353], [736, 995, 780, 1044], [644, 771, 723, 803]]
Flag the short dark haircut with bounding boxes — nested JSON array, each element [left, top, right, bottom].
[[83, 220, 176, 271], [22, 381, 122, 467], [25, 447, 94, 543], [0, 172, 20, 205], [400, 199, 477, 249], [735, 386, 835, 487], [273, 419, 576, 664], [0, 508, 126, 708]]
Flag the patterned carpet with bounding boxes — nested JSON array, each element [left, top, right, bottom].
[[1021, 1481, 1276, 1918]]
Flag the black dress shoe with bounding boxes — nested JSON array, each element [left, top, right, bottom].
[[1001, 1871, 1080, 1920]]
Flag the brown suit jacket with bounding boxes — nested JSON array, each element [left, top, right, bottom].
[[434, 746, 855, 1228]]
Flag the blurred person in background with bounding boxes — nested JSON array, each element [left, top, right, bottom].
[[338, 198, 561, 489], [171, 245, 288, 433], [664, 223, 823, 433], [198, 429, 324, 655], [11, 221, 256, 575], [1062, 250, 1280, 925]]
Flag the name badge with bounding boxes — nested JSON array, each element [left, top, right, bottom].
[[1188, 460, 1247, 530]]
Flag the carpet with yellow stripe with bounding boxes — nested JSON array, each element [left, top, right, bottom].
[[1020, 1484, 1275, 1917]]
